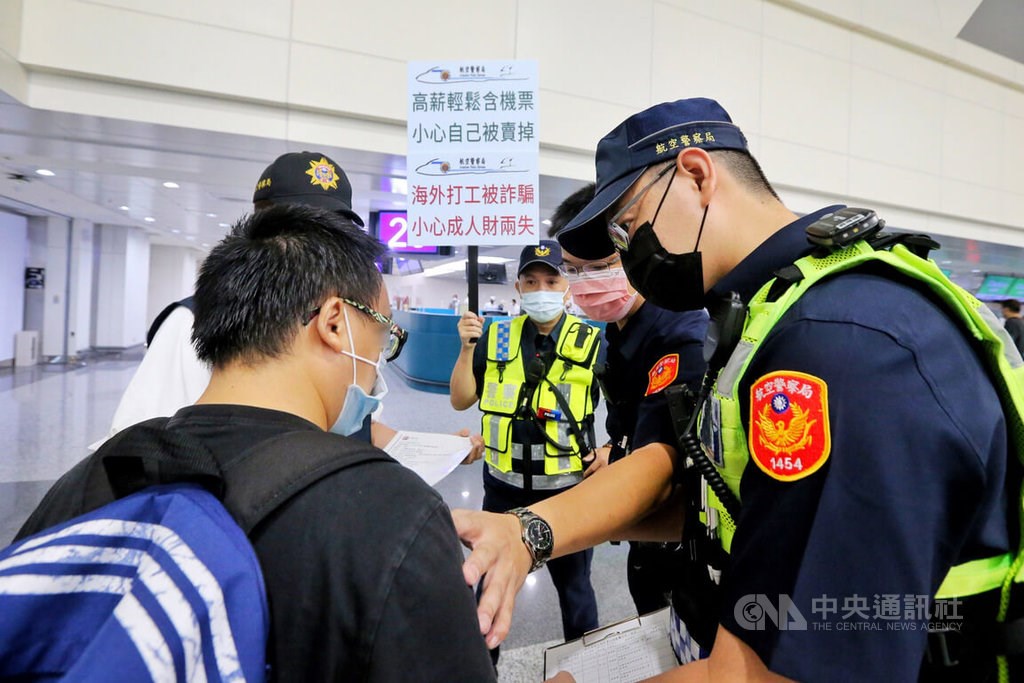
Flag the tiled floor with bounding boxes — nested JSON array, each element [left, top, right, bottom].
[[0, 351, 637, 682]]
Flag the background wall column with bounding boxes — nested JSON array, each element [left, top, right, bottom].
[[0, 210, 28, 364], [147, 245, 199, 326], [94, 224, 150, 349]]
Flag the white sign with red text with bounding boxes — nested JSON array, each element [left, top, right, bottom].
[[407, 60, 539, 246]]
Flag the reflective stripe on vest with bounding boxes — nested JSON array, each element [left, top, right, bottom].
[[700, 239, 1024, 614], [479, 315, 599, 479]]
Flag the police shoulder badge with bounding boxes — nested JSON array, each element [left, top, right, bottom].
[[748, 370, 830, 481], [645, 353, 679, 396], [305, 157, 339, 191]]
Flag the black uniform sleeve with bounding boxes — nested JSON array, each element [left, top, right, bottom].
[[367, 501, 496, 682], [631, 321, 705, 450], [718, 301, 1007, 681]]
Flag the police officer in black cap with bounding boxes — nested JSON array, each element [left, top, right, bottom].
[[450, 240, 604, 658]]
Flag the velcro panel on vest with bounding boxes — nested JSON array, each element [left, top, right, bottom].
[[555, 321, 600, 367]]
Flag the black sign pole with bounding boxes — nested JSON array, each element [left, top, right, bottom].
[[467, 245, 479, 314]]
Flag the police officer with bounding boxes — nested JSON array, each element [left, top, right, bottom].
[[449, 240, 603, 655], [551, 184, 709, 632], [456, 98, 1020, 682]]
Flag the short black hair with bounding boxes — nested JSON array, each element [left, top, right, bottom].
[[548, 183, 596, 238], [193, 204, 385, 367], [710, 149, 780, 200], [1002, 298, 1021, 313]]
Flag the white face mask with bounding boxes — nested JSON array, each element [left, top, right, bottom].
[[520, 289, 566, 324], [329, 308, 389, 437]]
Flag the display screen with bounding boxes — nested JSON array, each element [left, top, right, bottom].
[[977, 274, 1015, 299], [373, 211, 438, 254], [1007, 278, 1024, 299]]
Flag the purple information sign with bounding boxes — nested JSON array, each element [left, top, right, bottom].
[[375, 211, 438, 254]]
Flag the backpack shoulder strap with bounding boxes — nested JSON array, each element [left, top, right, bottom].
[[101, 421, 393, 535], [220, 430, 393, 534], [146, 296, 194, 346]]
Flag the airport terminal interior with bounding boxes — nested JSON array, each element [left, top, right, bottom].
[[3, 1, 1024, 681]]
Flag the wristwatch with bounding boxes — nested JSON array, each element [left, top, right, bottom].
[[507, 507, 554, 572]]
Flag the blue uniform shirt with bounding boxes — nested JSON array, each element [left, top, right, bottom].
[[710, 207, 1009, 681], [603, 303, 708, 456]]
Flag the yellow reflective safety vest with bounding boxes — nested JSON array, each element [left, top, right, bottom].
[[699, 238, 1024, 680], [479, 314, 601, 489]]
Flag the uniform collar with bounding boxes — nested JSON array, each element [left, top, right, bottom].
[[608, 301, 657, 359], [707, 205, 843, 305]]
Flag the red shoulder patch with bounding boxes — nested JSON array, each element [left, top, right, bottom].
[[645, 354, 679, 396], [748, 371, 831, 481]]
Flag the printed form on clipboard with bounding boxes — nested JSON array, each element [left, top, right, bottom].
[[543, 607, 676, 682]]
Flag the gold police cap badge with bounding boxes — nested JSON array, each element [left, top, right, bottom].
[[535, 246, 550, 257], [305, 157, 339, 191]]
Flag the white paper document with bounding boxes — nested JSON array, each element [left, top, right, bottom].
[[544, 607, 676, 683], [382, 430, 470, 486]]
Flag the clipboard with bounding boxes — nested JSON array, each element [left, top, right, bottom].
[[543, 607, 676, 682]]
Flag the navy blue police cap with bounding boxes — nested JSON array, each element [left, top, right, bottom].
[[517, 240, 562, 277], [557, 98, 747, 259]]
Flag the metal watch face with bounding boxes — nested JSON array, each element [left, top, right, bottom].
[[525, 519, 553, 553]]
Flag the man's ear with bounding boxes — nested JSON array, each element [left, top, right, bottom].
[[314, 297, 349, 354], [514, 280, 522, 297], [677, 147, 717, 203]]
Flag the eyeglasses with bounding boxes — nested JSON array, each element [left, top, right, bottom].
[[607, 162, 675, 252], [560, 254, 622, 279], [304, 299, 409, 362]]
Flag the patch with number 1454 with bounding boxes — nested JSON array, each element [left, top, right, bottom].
[[748, 371, 830, 482]]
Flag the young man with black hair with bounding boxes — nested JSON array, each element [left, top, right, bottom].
[[99, 150, 482, 460], [1001, 298, 1024, 355], [456, 98, 1016, 682], [19, 204, 496, 682]]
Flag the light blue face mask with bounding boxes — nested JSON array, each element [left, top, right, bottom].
[[330, 309, 389, 437], [520, 289, 567, 324]]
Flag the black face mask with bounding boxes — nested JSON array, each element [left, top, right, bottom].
[[620, 222, 706, 311]]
